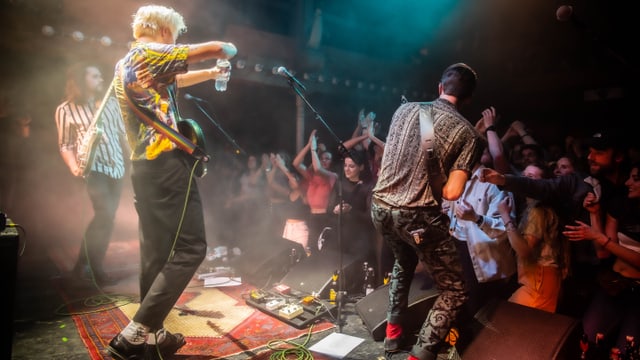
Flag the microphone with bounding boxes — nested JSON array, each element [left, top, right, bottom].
[[276, 66, 307, 91], [184, 93, 207, 102]]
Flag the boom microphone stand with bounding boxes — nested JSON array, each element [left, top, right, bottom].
[[186, 95, 246, 156], [283, 76, 351, 332]]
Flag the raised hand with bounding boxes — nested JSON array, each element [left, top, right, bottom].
[[479, 167, 506, 185]]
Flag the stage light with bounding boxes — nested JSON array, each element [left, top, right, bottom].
[[331, 77, 339, 85], [357, 81, 364, 89], [71, 31, 84, 42], [41, 25, 55, 37], [236, 59, 246, 69], [254, 63, 263, 72], [344, 79, 351, 87], [317, 75, 325, 83], [99, 36, 112, 47]]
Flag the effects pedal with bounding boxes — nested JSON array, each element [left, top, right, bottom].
[[279, 304, 303, 320], [273, 283, 291, 295], [250, 289, 268, 303], [265, 298, 285, 311]]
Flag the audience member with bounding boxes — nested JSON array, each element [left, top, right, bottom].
[[563, 161, 640, 357], [443, 158, 517, 322], [343, 108, 386, 180], [343, 109, 390, 283], [474, 106, 511, 174], [479, 129, 629, 317], [325, 149, 376, 289], [266, 151, 309, 250], [552, 155, 578, 177], [498, 163, 569, 313], [293, 129, 338, 257], [224, 153, 269, 246]]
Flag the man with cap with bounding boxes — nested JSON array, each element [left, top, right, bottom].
[[478, 129, 629, 317]]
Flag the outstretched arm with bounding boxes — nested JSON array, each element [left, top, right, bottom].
[[176, 42, 237, 87]]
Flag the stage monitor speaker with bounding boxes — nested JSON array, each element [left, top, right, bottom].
[[280, 250, 361, 297], [355, 271, 438, 341], [461, 300, 582, 360], [232, 236, 305, 288]]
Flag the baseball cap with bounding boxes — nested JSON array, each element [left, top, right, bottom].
[[583, 129, 627, 151]]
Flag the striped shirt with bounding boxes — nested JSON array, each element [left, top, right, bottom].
[[55, 96, 127, 179]]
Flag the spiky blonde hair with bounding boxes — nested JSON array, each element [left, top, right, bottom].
[[131, 5, 187, 41]]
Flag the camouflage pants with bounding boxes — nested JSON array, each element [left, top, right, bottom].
[[371, 200, 468, 359]]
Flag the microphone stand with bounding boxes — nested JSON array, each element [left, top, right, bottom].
[[285, 79, 350, 332], [190, 100, 246, 156]]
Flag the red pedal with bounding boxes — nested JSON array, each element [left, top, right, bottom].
[[274, 284, 291, 294]]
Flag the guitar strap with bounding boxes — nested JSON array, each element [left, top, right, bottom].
[[419, 103, 443, 205], [119, 81, 209, 164]]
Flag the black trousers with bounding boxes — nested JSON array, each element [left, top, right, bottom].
[[130, 151, 207, 330], [75, 172, 123, 274]]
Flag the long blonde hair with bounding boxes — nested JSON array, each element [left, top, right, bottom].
[[131, 5, 187, 41]]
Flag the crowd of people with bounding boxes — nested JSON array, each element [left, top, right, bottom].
[[45, 4, 640, 360], [216, 94, 639, 359]]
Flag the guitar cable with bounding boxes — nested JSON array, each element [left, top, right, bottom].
[[166, 157, 202, 262]]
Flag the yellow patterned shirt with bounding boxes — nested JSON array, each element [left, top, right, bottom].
[[114, 41, 189, 161]]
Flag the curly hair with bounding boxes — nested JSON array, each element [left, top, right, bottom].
[[131, 5, 187, 41]]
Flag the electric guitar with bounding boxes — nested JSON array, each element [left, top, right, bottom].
[[77, 80, 115, 178], [177, 118, 208, 178]]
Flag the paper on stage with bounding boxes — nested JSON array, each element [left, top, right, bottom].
[[203, 276, 242, 287], [309, 332, 365, 358]]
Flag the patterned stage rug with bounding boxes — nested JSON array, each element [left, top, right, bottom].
[[56, 280, 336, 359]]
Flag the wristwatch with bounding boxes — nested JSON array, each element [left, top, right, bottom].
[[475, 215, 483, 226]]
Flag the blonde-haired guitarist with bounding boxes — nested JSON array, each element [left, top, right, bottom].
[[54, 62, 129, 285]]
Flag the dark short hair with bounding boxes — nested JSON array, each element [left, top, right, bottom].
[[440, 63, 478, 100]]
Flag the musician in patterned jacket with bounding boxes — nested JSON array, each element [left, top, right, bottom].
[[54, 62, 128, 286]]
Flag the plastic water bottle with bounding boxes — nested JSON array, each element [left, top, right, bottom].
[[215, 59, 231, 91], [364, 267, 375, 295]]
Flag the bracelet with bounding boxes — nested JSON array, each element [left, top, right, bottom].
[[311, 148, 318, 152], [505, 220, 516, 232], [475, 215, 483, 226], [484, 125, 496, 135], [602, 237, 611, 248]]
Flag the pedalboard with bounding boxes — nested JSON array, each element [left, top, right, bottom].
[[245, 285, 336, 329]]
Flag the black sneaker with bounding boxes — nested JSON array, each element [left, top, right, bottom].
[[106, 334, 145, 360], [144, 330, 186, 360], [384, 335, 404, 353]]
